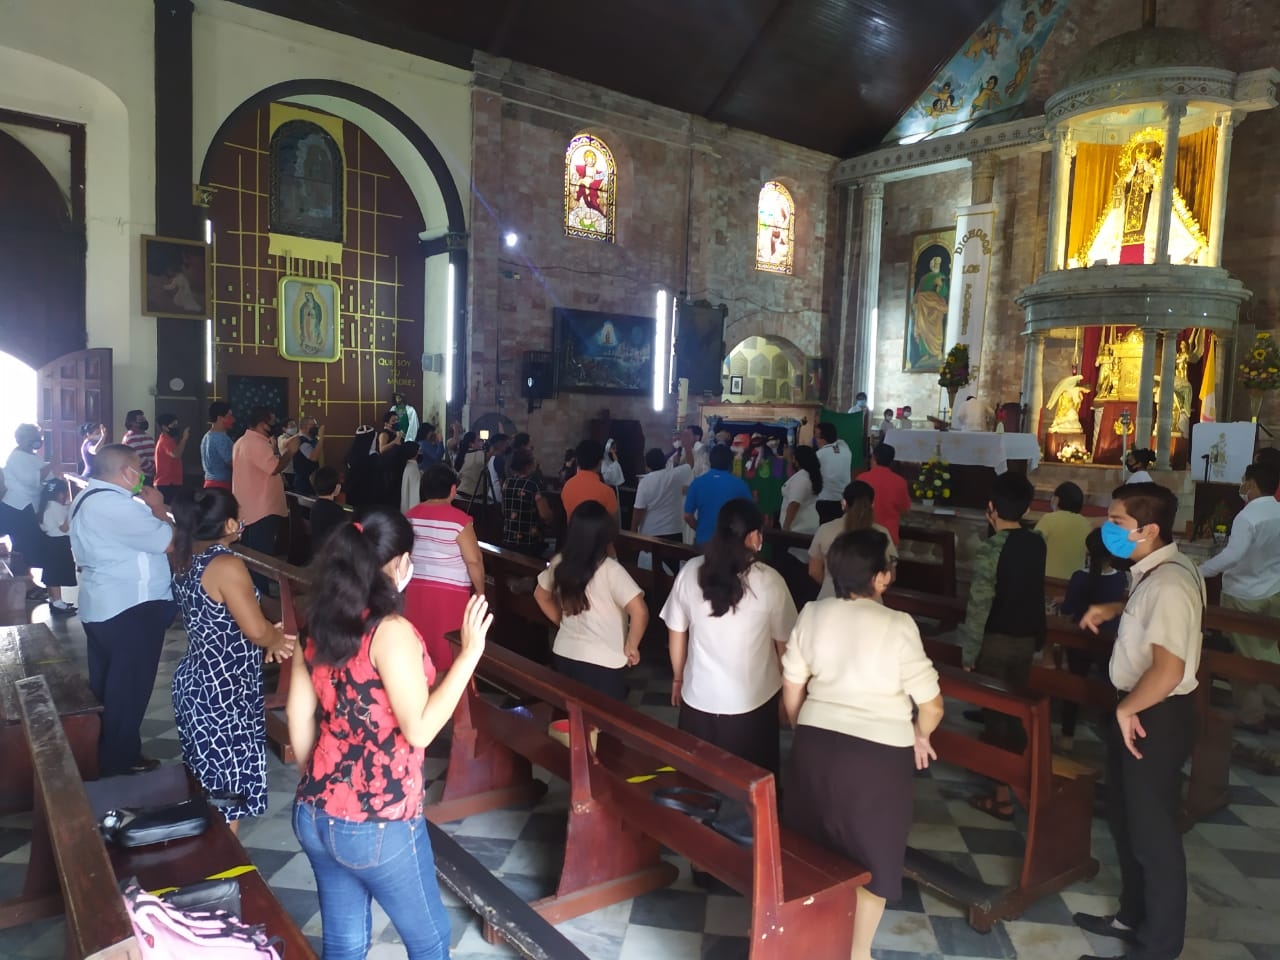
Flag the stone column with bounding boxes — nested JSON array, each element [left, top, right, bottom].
[[1044, 128, 1074, 271], [970, 153, 997, 205], [834, 185, 859, 409], [1027, 332, 1047, 437], [1136, 330, 1158, 453], [1155, 101, 1187, 264], [852, 180, 885, 404], [1205, 111, 1242, 267], [1156, 331, 1177, 469]]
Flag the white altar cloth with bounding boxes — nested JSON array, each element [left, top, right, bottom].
[[882, 429, 1041, 474]]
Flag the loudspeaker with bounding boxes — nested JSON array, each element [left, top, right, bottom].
[[520, 351, 554, 399], [674, 300, 727, 397]]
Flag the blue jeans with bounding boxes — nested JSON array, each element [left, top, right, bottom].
[[292, 802, 451, 960]]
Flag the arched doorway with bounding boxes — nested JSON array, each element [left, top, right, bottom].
[[722, 335, 806, 403], [0, 352, 37, 456]]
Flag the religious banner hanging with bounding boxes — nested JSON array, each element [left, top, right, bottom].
[[944, 203, 996, 368], [903, 228, 955, 374]]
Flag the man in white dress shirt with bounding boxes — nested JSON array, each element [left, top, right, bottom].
[[1073, 482, 1204, 960], [1198, 461, 1280, 730]]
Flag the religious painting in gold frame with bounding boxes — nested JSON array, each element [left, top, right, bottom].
[[140, 235, 210, 319], [903, 228, 955, 373], [278, 276, 341, 363], [564, 134, 616, 243]]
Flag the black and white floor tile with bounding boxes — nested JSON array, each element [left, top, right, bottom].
[[1, 609, 1278, 959]]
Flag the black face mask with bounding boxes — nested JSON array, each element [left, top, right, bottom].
[[309, 427, 319, 439], [135, 420, 149, 433], [166, 424, 180, 436]]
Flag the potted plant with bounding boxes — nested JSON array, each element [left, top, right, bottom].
[[938, 344, 972, 415], [911, 457, 951, 507], [1238, 331, 1280, 422]]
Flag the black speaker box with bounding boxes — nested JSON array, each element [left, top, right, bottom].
[[521, 351, 554, 399], [674, 300, 727, 397]]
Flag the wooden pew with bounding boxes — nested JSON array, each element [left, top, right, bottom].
[[0, 623, 100, 816], [906, 664, 1099, 932], [1033, 613, 1280, 829], [432, 640, 870, 959], [0, 557, 27, 627], [2, 674, 316, 957], [231, 545, 309, 763], [899, 524, 958, 597]]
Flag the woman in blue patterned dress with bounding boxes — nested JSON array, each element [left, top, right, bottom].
[[170, 488, 295, 832]]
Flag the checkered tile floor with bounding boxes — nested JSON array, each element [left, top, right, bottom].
[[2, 609, 1278, 960]]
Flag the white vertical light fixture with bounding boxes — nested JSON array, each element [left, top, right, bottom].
[[443, 262, 456, 403], [653, 289, 668, 412], [204, 318, 214, 383], [204, 218, 213, 245]]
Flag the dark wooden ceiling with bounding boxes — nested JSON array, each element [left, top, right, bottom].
[[228, 0, 1001, 156]]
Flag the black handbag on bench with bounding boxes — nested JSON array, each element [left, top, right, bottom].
[[99, 793, 211, 848], [652, 786, 754, 847]]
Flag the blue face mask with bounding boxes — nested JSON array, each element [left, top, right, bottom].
[[1101, 520, 1139, 559]]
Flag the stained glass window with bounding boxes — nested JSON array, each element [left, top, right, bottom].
[[564, 134, 616, 243], [756, 181, 795, 275]]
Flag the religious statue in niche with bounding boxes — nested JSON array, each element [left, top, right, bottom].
[[278, 276, 340, 363], [903, 230, 954, 373], [1081, 128, 1207, 266], [1047, 374, 1090, 434], [563, 134, 617, 243], [269, 120, 344, 243]]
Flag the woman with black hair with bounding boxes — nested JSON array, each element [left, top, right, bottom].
[[2, 424, 53, 601], [1055, 526, 1126, 748], [341, 426, 377, 508], [534, 500, 646, 699], [660, 498, 797, 773], [287, 507, 491, 960], [170, 488, 294, 832], [782, 528, 943, 960], [808, 480, 898, 600], [1124, 447, 1157, 484], [780, 444, 822, 534]]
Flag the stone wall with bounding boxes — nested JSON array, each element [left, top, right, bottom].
[[466, 54, 837, 470]]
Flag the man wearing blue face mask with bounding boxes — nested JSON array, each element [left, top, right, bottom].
[[70, 444, 176, 776], [1072, 482, 1204, 960]]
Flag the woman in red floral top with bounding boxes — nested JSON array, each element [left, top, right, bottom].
[[287, 507, 491, 960]]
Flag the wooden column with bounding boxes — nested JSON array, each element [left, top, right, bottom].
[[153, 0, 205, 453]]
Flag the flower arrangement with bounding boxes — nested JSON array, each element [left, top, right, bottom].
[[1057, 440, 1090, 464], [1238, 332, 1280, 391], [911, 457, 952, 502], [938, 344, 972, 390]]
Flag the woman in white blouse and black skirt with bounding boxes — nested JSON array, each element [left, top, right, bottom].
[[782, 527, 945, 960], [660, 498, 797, 774]]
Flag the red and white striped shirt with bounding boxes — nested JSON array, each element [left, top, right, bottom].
[[405, 501, 472, 591], [123, 430, 157, 478]]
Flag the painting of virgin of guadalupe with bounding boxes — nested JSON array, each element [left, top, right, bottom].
[[903, 229, 955, 373], [278, 276, 340, 363]]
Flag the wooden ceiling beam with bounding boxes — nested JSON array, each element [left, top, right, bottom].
[[487, 0, 527, 57]]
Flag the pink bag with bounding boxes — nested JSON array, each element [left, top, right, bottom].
[[121, 879, 284, 958]]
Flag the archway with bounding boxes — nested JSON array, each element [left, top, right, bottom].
[[0, 352, 38, 459], [722, 335, 807, 403]]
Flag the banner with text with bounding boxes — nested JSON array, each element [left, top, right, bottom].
[[945, 203, 997, 368]]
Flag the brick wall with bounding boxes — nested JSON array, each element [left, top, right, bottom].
[[466, 55, 836, 471]]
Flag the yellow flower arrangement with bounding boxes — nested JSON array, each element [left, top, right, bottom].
[[911, 457, 952, 501], [1239, 332, 1280, 391]]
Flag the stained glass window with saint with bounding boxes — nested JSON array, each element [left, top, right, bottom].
[[756, 181, 795, 275], [564, 134, 616, 243]]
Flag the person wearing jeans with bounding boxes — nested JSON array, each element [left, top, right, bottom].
[[286, 509, 491, 960], [292, 804, 452, 959]]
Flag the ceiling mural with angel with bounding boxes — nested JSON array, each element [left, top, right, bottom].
[[885, 0, 1069, 144]]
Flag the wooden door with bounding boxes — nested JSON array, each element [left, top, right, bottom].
[[37, 349, 112, 474]]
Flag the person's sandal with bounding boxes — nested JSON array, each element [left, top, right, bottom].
[[967, 793, 1015, 822]]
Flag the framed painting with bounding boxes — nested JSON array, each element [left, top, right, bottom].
[[729, 375, 744, 395], [279, 276, 341, 363], [903, 228, 955, 373], [553, 308, 653, 395], [141, 235, 210, 318]]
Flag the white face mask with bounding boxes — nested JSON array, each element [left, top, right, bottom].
[[395, 559, 413, 594], [285, 426, 299, 436]]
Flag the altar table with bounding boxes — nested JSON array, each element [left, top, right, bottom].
[[881, 429, 1041, 474]]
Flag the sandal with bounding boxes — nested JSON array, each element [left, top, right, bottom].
[[968, 793, 1015, 822], [1232, 741, 1280, 776]]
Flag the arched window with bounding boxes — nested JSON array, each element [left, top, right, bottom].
[[564, 134, 616, 243], [756, 181, 795, 275], [269, 120, 344, 242]]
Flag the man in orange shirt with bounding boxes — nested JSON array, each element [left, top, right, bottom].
[[861, 443, 912, 545], [232, 406, 301, 590], [560, 439, 618, 521]]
